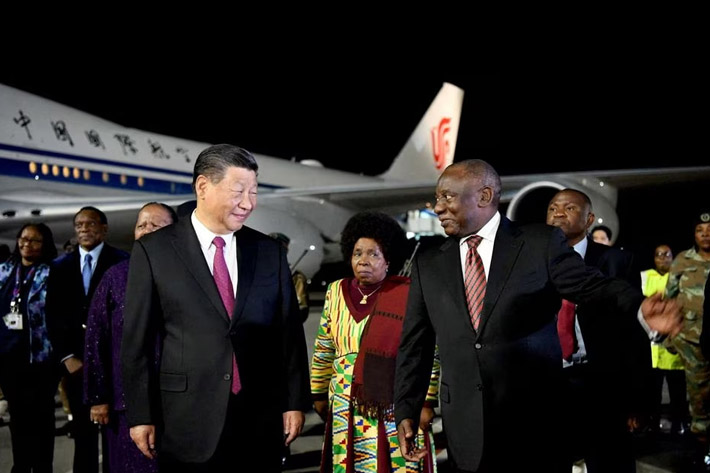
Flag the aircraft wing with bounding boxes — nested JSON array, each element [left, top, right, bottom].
[[260, 165, 710, 214], [260, 180, 438, 215]]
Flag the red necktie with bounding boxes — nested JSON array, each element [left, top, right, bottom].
[[465, 236, 486, 330], [212, 236, 241, 394], [557, 299, 577, 361]]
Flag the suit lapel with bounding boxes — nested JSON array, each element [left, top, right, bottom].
[[438, 238, 474, 333], [171, 219, 231, 324], [70, 251, 84, 298], [232, 229, 256, 326], [476, 217, 523, 336], [584, 236, 602, 266]]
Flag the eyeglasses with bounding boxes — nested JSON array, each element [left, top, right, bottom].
[[18, 237, 43, 246], [655, 251, 672, 257]]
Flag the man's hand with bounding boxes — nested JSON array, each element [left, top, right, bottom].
[[130, 424, 157, 459], [63, 357, 83, 375], [282, 410, 305, 446], [419, 406, 435, 432], [641, 293, 682, 337], [314, 399, 328, 422], [397, 418, 429, 461], [90, 404, 110, 425]]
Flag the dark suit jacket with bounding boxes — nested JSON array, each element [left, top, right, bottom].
[[394, 217, 644, 472], [46, 244, 129, 362], [120, 219, 310, 463], [577, 239, 649, 403]]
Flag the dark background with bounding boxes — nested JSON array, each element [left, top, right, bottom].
[[1, 69, 706, 270]]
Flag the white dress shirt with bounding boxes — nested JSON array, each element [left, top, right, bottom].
[[191, 211, 238, 298], [458, 211, 501, 283], [78, 241, 104, 276], [63, 243, 106, 362], [563, 238, 589, 366]]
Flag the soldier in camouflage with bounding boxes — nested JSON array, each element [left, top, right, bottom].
[[666, 212, 710, 467]]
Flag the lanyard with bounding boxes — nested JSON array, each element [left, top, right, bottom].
[[11, 264, 36, 304]]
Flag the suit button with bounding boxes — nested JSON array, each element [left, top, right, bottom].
[[477, 384, 484, 391], [474, 343, 482, 349], [224, 374, 231, 381]]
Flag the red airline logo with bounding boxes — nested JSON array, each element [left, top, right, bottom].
[[431, 117, 451, 170]]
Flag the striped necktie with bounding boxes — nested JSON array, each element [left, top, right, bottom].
[[465, 235, 486, 330]]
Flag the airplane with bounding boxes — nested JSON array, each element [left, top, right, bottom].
[[0, 82, 464, 277], [2, 82, 709, 280]]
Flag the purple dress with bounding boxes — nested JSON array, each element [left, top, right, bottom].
[[84, 260, 159, 473]]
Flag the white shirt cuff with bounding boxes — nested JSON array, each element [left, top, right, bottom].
[[637, 306, 662, 342]]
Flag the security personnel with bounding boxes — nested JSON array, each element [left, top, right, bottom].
[[666, 212, 710, 467], [643, 245, 687, 434]]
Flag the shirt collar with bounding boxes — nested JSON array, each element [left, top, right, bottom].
[[79, 242, 105, 262], [191, 210, 234, 251], [459, 211, 501, 247], [572, 236, 588, 258]]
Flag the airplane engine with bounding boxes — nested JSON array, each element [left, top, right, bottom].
[[504, 178, 620, 244]]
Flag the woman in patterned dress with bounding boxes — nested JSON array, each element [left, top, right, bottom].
[[311, 212, 439, 473], [0, 223, 58, 473]]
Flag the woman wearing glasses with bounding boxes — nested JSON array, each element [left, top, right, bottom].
[[0, 223, 58, 473]]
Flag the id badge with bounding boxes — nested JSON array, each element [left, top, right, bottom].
[[3, 312, 23, 330]]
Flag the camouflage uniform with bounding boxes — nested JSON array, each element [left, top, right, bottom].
[[666, 247, 710, 435]]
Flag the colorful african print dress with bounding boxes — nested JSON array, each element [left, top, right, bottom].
[[311, 278, 440, 473]]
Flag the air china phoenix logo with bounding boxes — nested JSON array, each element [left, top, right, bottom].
[[431, 117, 451, 170]]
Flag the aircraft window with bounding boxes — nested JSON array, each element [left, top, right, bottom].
[[41, 163, 49, 175], [137, 176, 144, 187], [29, 162, 37, 174], [102, 172, 109, 183], [63, 167, 70, 178], [52, 165, 60, 177], [120, 175, 127, 185], [73, 168, 80, 179], [83, 170, 90, 180]]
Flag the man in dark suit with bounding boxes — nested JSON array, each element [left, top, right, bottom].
[[46, 206, 129, 473], [120, 144, 311, 472], [547, 188, 649, 473], [393, 160, 681, 473]]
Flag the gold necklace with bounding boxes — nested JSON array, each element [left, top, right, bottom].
[[356, 284, 382, 304]]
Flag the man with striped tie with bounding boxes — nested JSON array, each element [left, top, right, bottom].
[[393, 160, 682, 473]]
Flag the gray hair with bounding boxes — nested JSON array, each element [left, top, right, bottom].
[[451, 159, 502, 206]]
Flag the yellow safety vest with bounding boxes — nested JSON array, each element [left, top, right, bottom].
[[642, 269, 684, 370]]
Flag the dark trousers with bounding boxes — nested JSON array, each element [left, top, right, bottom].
[[64, 370, 109, 473], [0, 357, 58, 473], [563, 363, 636, 473], [159, 392, 282, 473], [652, 368, 688, 425]]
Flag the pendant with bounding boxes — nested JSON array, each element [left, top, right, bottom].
[[360, 296, 368, 304]]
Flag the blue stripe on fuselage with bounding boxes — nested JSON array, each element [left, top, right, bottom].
[[0, 143, 282, 194]]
